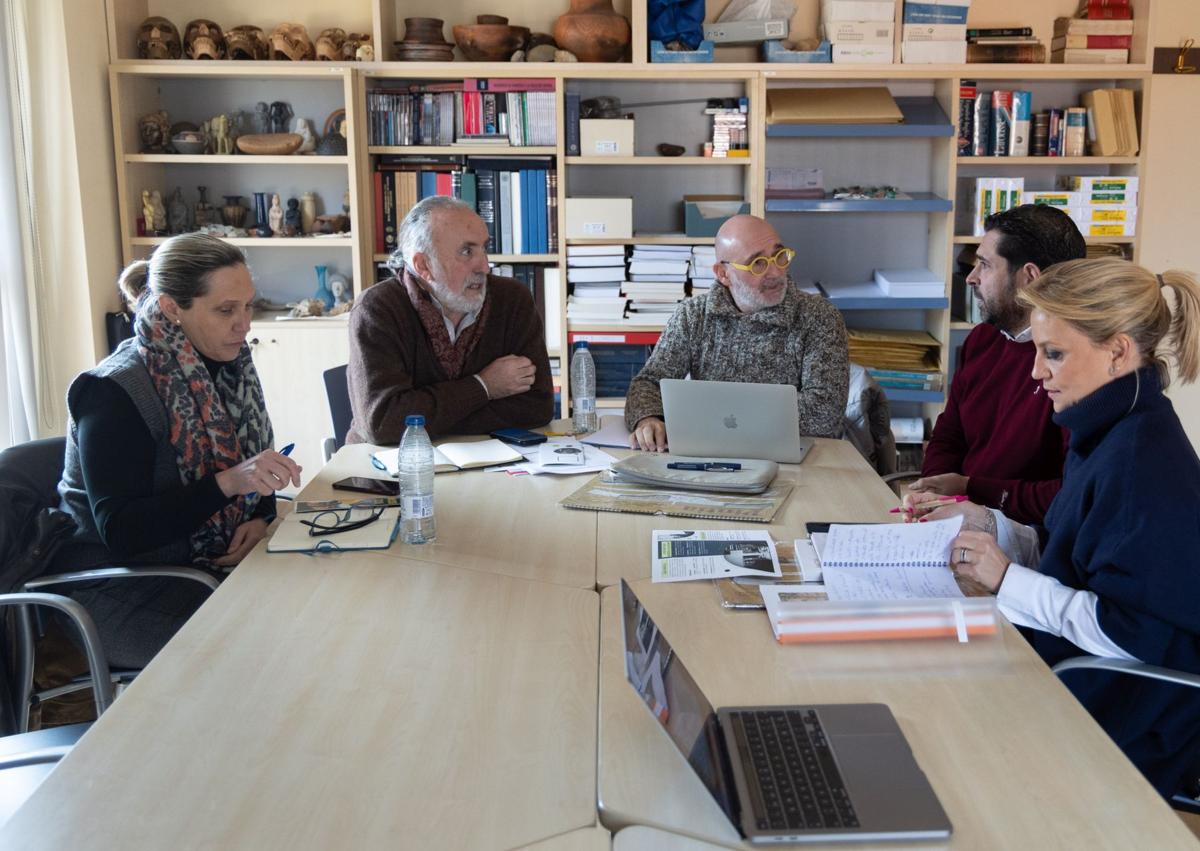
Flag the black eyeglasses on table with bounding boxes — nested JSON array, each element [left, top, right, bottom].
[[300, 506, 385, 537]]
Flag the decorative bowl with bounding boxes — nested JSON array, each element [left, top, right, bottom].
[[236, 133, 303, 156], [171, 132, 206, 155], [452, 23, 530, 61]]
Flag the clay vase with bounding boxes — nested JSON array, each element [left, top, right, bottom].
[[221, 195, 247, 228], [553, 0, 630, 63]]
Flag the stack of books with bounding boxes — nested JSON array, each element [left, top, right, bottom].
[[972, 177, 1025, 236], [901, 3, 970, 63], [566, 245, 627, 324], [1052, 3, 1134, 64], [965, 26, 1047, 63], [1028, 176, 1139, 238], [690, 246, 717, 294], [822, 0, 896, 64], [624, 245, 690, 326]]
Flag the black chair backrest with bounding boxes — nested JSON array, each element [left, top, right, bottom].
[[0, 438, 66, 510], [323, 365, 352, 451]]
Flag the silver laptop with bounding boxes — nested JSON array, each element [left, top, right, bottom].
[[619, 580, 951, 844], [661, 379, 813, 464]]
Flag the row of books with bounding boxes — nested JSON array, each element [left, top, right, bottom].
[[373, 156, 558, 256], [367, 79, 557, 147]]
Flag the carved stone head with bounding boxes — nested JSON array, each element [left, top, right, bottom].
[[138, 110, 170, 153], [226, 25, 269, 60], [269, 23, 315, 61], [184, 19, 225, 60], [315, 28, 346, 61], [343, 32, 373, 61], [137, 17, 182, 60]]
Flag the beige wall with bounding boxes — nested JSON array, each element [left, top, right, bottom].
[[1140, 1, 1200, 446]]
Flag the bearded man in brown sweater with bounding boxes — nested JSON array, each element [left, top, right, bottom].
[[346, 196, 553, 444]]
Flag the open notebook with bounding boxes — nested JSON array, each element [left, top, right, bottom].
[[372, 438, 522, 474], [267, 507, 401, 553]]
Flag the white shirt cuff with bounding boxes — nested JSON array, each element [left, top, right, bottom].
[[473, 373, 490, 399]]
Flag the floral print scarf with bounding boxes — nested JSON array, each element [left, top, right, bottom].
[[135, 298, 272, 562]]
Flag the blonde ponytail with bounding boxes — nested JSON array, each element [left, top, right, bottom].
[[1160, 270, 1200, 385]]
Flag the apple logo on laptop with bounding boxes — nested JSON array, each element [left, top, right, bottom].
[[723, 414, 738, 429]]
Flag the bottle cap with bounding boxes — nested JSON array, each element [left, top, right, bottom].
[[573, 340, 589, 350], [405, 414, 426, 426]]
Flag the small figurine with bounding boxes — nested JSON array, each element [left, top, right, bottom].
[[269, 101, 293, 134], [150, 190, 167, 235], [228, 109, 248, 143], [194, 185, 215, 229], [253, 102, 270, 135], [299, 192, 317, 234], [355, 42, 374, 62], [283, 197, 302, 236], [142, 190, 156, 233], [268, 194, 284, 236], [167, 187, 189, 234], [342, 188, 351, 215], [329, 273, 351, 304], [291, 117, 316, 154], [207, 114, 232, 155], [342, 32, 372, 61], [138, 110, 170, 153]]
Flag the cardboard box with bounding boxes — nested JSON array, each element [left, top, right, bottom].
[[565, 197, 633, 239], [832, 43, 895, 63], [703, 19, 788, 43], [823, 21, 895, 44], [766, 86, 903, 124], [901, 40, 966, 62], [684, 195, 750, 237], [902, 23, 966, 41], [821, 0, 897, 22], [580, 119, 634, 156]]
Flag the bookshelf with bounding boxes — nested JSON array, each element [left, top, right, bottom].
[[103, 0, 1155, 433]]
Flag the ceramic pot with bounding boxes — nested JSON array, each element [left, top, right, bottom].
[[313, 265, 334, 310], [553, 0, 630, 63], [452, 22, 530, 62], [221, 194, 247, 228]]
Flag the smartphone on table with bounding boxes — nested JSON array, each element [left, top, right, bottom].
[[489, 427, 548, 447], [332, 476, 398, 496]]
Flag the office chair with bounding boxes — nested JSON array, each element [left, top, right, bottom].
[[322, 364, 352, 463], [0, 591, 112, 826], [0, 438, 218, 734], [1052, 656, 1200, 815]]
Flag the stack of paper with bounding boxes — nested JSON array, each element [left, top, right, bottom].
[[690, 246, 717, 294], [568, 244, 628, 323], [873, 268, 946, 298], [847, 328, 941, 372], [625, 244, 690, 325], [1080, 89, 1139, 157]]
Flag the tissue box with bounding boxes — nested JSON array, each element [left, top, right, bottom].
[[565, 197, 633, 239], [684, 195, 750, 237], [833, 43, 895, 63], [580, 119, 634, 156], [649, 39, 714, 62]]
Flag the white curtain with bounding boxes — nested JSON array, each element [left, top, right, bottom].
[[0, 0, 40, 447]]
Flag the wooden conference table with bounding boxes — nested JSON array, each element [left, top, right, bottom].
[[1, 434, 1195, 849]]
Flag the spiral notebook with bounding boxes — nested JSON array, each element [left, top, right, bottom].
[[819, 516, 964, 601]]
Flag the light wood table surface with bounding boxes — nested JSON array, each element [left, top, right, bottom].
[[307, 441, 599, 589], [596, 580, 1200, 849], [614, 825, 730, 850], [521, 825, 611, 850], [595, 439, 899, 588], [0, 551, 600, 850]]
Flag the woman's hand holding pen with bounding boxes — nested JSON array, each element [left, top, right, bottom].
[[216, 449, 302, 498]]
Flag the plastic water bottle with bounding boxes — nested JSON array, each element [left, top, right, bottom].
[[398, 414, 436, 544], [571, 340, 597, 433]]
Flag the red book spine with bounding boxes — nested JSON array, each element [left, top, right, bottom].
[[464, 77, 557, 93], [1084, 4, 1133, 19], [568, 331, 662, 345], [373, 171, 385, 253], [1083, 34, 1133, 48], [435, 172, 454, 197]]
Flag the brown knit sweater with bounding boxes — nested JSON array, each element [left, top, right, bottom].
[[346, 275, 554, 444]]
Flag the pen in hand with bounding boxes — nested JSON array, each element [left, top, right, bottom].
[[889, 494, 968, 514], [245, 442, 295, 496]]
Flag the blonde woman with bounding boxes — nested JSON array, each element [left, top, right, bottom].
[[934, 258, 1200, 797]]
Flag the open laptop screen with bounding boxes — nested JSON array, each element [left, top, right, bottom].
[[619, 580, 738, 822]]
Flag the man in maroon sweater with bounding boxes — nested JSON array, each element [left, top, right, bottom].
[[908, 205, 1086, 524], [346, 196, 553, 444]]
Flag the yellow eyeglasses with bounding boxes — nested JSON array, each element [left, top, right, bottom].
[[724, 247, 795, 277]]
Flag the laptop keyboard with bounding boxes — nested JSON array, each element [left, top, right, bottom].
[[730, 709, 860, 833]]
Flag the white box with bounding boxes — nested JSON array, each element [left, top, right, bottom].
[[1068, 204, 1137, 223], [821, 0, 897, 23], [565, 197, 633, 239], [579, 119, 634, 156], [832, 43, 895, 63], [703, 19, 789, 43], [902, 23, 966, 41], [1058, 175, 1139, 194], [1027, 191, 1082, 209], [1079, 220, 1136, 237], [901, 40, 966, 63], [823, 21, 895, 43]]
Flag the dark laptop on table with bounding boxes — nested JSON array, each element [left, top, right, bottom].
[[619, 580, 951, 844]]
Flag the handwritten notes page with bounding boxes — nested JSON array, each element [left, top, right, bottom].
[[820, 517, 964, 601]]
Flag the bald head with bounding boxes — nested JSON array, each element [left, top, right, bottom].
[[714, 215, 782, 263]]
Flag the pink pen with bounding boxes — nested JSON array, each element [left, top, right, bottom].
[[889, 494, 968, 514]]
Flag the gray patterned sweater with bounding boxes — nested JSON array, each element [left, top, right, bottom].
[[624, 281, 849, 438]]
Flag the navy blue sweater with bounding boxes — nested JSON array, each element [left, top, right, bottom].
[[1029, 366, 1200, 796]]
